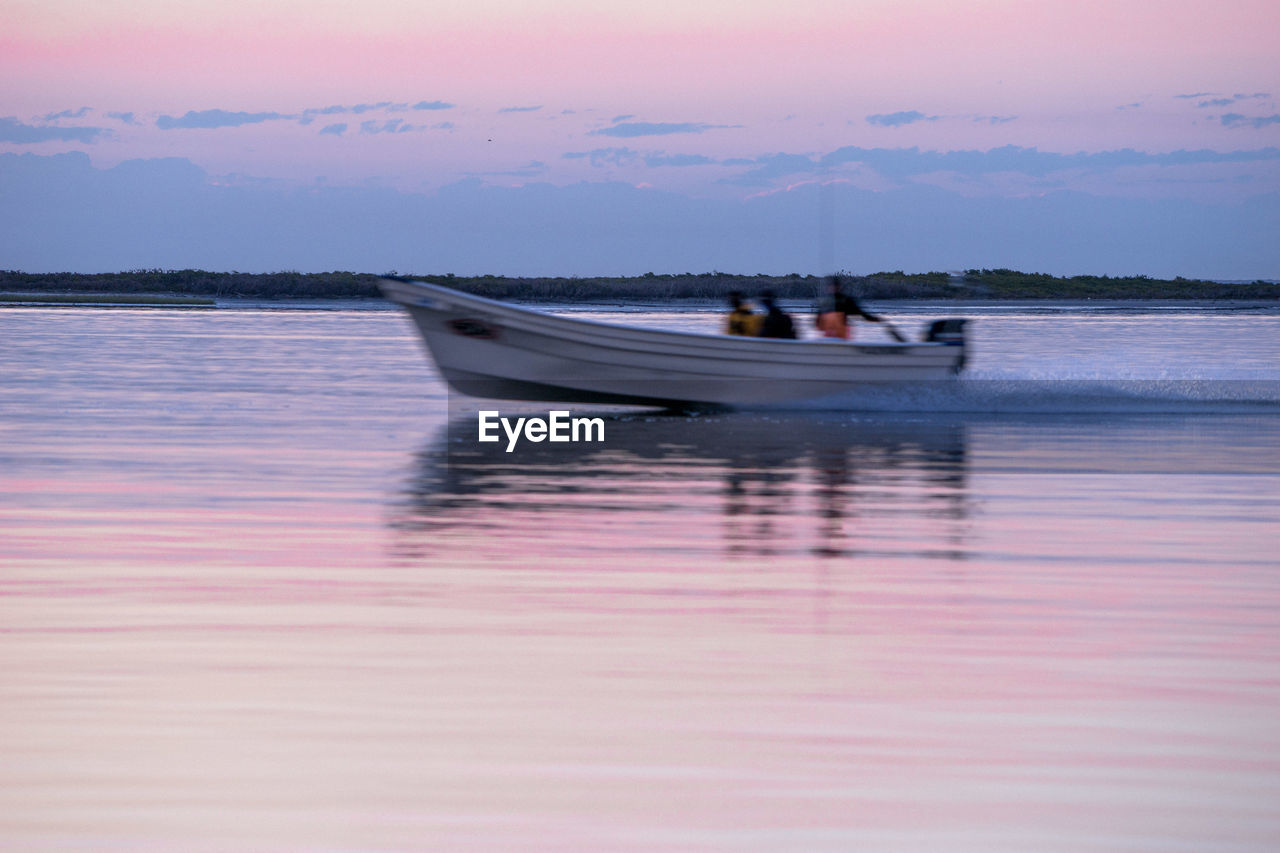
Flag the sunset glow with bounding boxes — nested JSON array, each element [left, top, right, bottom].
[[3, 0, 1278, 274]]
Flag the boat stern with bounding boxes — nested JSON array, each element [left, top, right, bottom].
[[923, 318, 968, 372]]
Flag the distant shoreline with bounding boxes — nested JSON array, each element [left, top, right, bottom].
[[2, 269, 1276, 303], [0, 292, 216, 307]]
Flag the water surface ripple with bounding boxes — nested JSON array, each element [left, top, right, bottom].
[[2, 304, 1279, 851]]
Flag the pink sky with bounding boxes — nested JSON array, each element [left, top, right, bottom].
[[2, 0, 1278, 274], [5, 0, 1278, 188]]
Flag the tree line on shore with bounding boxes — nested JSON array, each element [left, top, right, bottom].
[[1, 268, 1275, 301]]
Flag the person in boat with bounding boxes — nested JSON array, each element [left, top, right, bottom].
[[814, 275, 888, 339], [725, 291, 762, 336], [757, 290, 797, 339]]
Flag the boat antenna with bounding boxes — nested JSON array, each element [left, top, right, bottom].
[[818, 178, 834, 277]]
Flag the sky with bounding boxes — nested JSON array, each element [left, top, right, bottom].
[[2, 0, 1279, 277]]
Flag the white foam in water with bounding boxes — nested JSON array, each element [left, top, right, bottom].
[[796, 378, 1280, 414]]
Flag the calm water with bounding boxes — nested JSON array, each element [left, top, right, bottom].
[[3, 302, 1280, 851]]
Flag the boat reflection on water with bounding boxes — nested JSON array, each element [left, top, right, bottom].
[[391, 411, 971, 563], [380, 411, 1280, 852]]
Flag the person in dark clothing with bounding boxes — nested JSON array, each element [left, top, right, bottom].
[[814, 275, 890, 340], [757, 290, 796, 339]]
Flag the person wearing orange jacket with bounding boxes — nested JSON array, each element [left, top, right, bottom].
[[814, 275, 889, 339]]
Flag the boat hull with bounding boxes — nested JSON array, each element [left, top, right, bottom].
[[380, 278, 966, 408]]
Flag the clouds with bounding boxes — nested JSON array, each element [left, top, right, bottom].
[[42, 107, 91, 122], [1180, 92, 1272, 105], [359, 119, 424, 134], [644, 153, 718, 167], [591, 121, 739, 138], [866, 110, 1018, 127], [6, 85, 1278, 251], [564, 148, 727, 169], [555, 140, 1280, 204], [7, 0, 1278, 282], [319, 101, 409, 115], [1222, 114, 1280, 129], [866, 111, 938, 128], [820, 144, 1280, 177], [0, 116, 107, 143], [146, 100, 459, 132], [54, 99, 458, 140], [708, 144, 1280, 199], [156, 109, 290, 130], [2, 151, 1275, 279], [563, 148, 717, 169], [564, 147, 639, 167], [1174, 91, 1277, 129], [8, 91, 1277, 206]]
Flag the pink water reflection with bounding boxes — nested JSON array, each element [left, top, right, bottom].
[[3, 309, 1280, 850]]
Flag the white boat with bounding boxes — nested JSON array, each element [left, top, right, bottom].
[[379, 277, 967, 409]]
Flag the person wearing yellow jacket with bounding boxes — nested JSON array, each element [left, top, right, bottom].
[[725, 291, 763, 336]]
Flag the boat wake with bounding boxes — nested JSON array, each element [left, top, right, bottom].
[[788, 378, 1280, 414]]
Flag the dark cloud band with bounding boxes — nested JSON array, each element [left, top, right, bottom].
[[0, 116, 106, 143]]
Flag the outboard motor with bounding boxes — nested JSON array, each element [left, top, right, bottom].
[[924, 318, 968, 372]]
